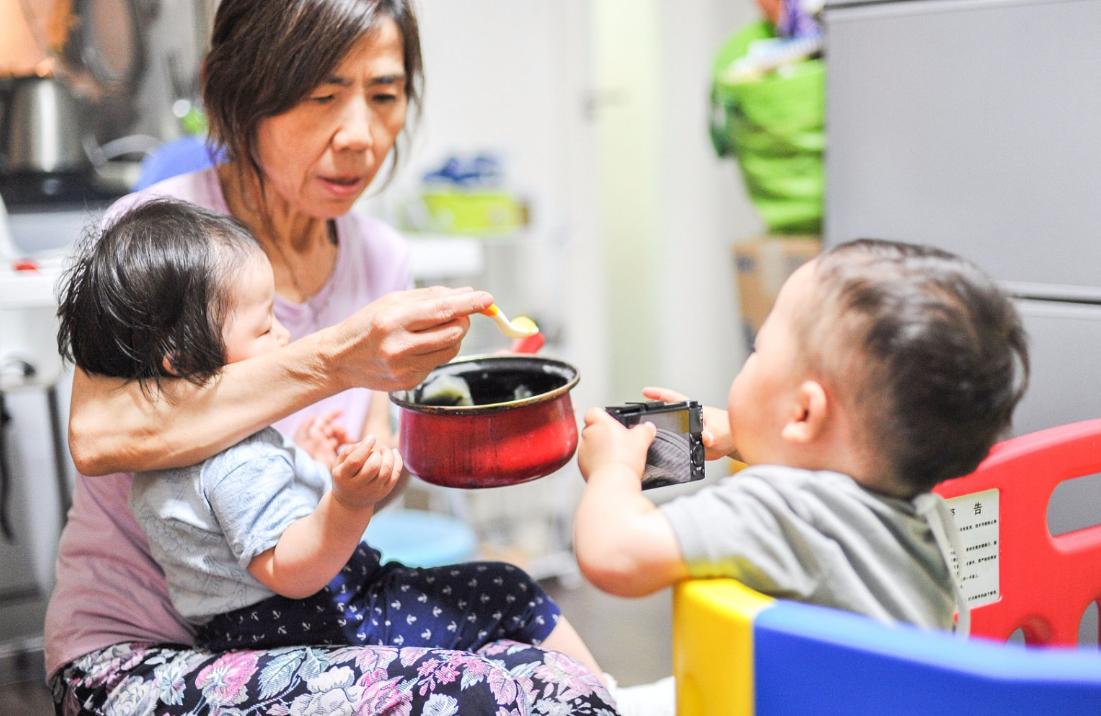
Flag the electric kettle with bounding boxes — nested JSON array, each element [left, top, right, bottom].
[[3, 75, 89, 176]]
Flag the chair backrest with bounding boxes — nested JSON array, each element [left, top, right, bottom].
[[673, 579, 1101, 716], [934, 418, 1101, 646]]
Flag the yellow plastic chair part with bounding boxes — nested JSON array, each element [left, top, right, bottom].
[[672, 579, 774, 716], [672, 578, 1101, 716]]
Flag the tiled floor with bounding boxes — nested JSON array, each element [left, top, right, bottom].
[[0, 645, 51, 716], [544, 574, 673, 686], [1, 601, 52, 716], [0, 679, 52, 716], [0, 576, 671, 716]]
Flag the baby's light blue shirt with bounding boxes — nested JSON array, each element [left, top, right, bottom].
[[130, 427, 331, 622]]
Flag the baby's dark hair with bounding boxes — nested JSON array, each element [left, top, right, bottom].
[[57, 198, 263, 393], [799, 239, 1030, 493]]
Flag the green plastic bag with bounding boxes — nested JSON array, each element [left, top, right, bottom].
[[710, 21, 824, 235]]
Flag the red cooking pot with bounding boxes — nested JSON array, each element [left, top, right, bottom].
[[390, 355, 581, 488]]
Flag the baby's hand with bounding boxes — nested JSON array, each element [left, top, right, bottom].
[[642, 386, 740, 461], [577, 407, 655, 481], [330, 436, 404, 511], [295, 410, 353, 469]]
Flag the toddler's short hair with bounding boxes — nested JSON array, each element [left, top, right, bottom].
[[799, 239, 1029, 493], [57, 198, 263, 392]]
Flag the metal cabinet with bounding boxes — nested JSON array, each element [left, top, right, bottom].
[[824, 0, 1101, 643]]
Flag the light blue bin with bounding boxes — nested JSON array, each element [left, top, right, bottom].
[[364, 509, 478, 568]]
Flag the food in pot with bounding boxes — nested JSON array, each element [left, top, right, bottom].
[[390, 356, 581, 488], [418, 373, 474, 407]]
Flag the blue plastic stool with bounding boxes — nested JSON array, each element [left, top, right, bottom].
[[364, 509, 478, 568]]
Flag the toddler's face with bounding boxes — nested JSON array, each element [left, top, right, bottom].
[[727, 260, 816, 465], [222, 254, 291, 364]]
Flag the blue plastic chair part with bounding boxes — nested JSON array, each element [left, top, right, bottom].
[[673, 579, 1101, 716], [364, 509, 478, 569], [133, 135, 224, 191], [754, 599, 1101, 716]]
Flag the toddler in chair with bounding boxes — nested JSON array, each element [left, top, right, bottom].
[[574, 239, 1030, 713]]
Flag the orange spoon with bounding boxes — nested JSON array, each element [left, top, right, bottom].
[[481, 304, 539, 338]]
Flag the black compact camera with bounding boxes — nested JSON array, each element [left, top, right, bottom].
[[605, 400, 705, 490]]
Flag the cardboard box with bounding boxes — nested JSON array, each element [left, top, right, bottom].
[[733, 236, 821, 346]]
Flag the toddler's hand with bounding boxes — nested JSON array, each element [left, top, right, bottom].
[[330, 436, 404, 511], [642, 386, 740, 461], [295, 409, 353, 468], [577, 407, 655, 481]]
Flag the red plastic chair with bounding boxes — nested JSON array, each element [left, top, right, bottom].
[[934, 418, 1101, 646]]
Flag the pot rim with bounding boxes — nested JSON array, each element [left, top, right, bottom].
[[389, 354, 580, 416]]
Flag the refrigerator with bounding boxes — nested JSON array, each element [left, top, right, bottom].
[[822, 0, 1101, 641]]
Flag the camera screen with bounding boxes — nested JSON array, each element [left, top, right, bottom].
[[618, 409, 694, 488], [637, 410, 692, 434], [607, 401, 704, 489]]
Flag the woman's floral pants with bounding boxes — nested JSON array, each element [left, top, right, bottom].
[[51, 639, 618, 715]]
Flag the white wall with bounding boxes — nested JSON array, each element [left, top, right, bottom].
[[653, 0, 762, 405], [594, 0, 763, 406]]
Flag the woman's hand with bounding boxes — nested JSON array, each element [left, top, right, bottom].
[[577, 407, 654, 482], [331, 286, 494, 393], [294, 409, 351, 469], [641, 386, 740, 461], [330, 436, 403, 512]]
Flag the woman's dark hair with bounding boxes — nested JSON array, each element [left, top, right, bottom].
[[201, 0, 423, 193], [57, 198, 262, 393], [800, 239, 1030, 493]]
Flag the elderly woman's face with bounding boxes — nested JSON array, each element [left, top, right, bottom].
[[255, 18, 408, 218]]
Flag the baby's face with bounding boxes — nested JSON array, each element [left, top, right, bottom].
[[727, 261, 817, 465], [222, 254, 291, 364]]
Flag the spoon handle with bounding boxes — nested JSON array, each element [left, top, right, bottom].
[[481, 304, 539, 338]]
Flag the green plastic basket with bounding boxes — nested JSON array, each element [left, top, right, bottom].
[[710, 21, 824, 235]]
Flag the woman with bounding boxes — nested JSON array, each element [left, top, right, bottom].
[[45, 1, 616, 714]]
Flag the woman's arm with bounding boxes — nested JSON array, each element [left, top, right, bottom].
[[69, 286, 493, 475], [573, 408, 690, 597]]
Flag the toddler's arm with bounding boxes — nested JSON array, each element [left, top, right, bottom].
[[248, 437, 403, 598], [574, 408, 690, 597]]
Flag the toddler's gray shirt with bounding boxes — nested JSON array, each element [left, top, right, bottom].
[[130, 427, 330, 622], [660, 465, 956, 629]]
